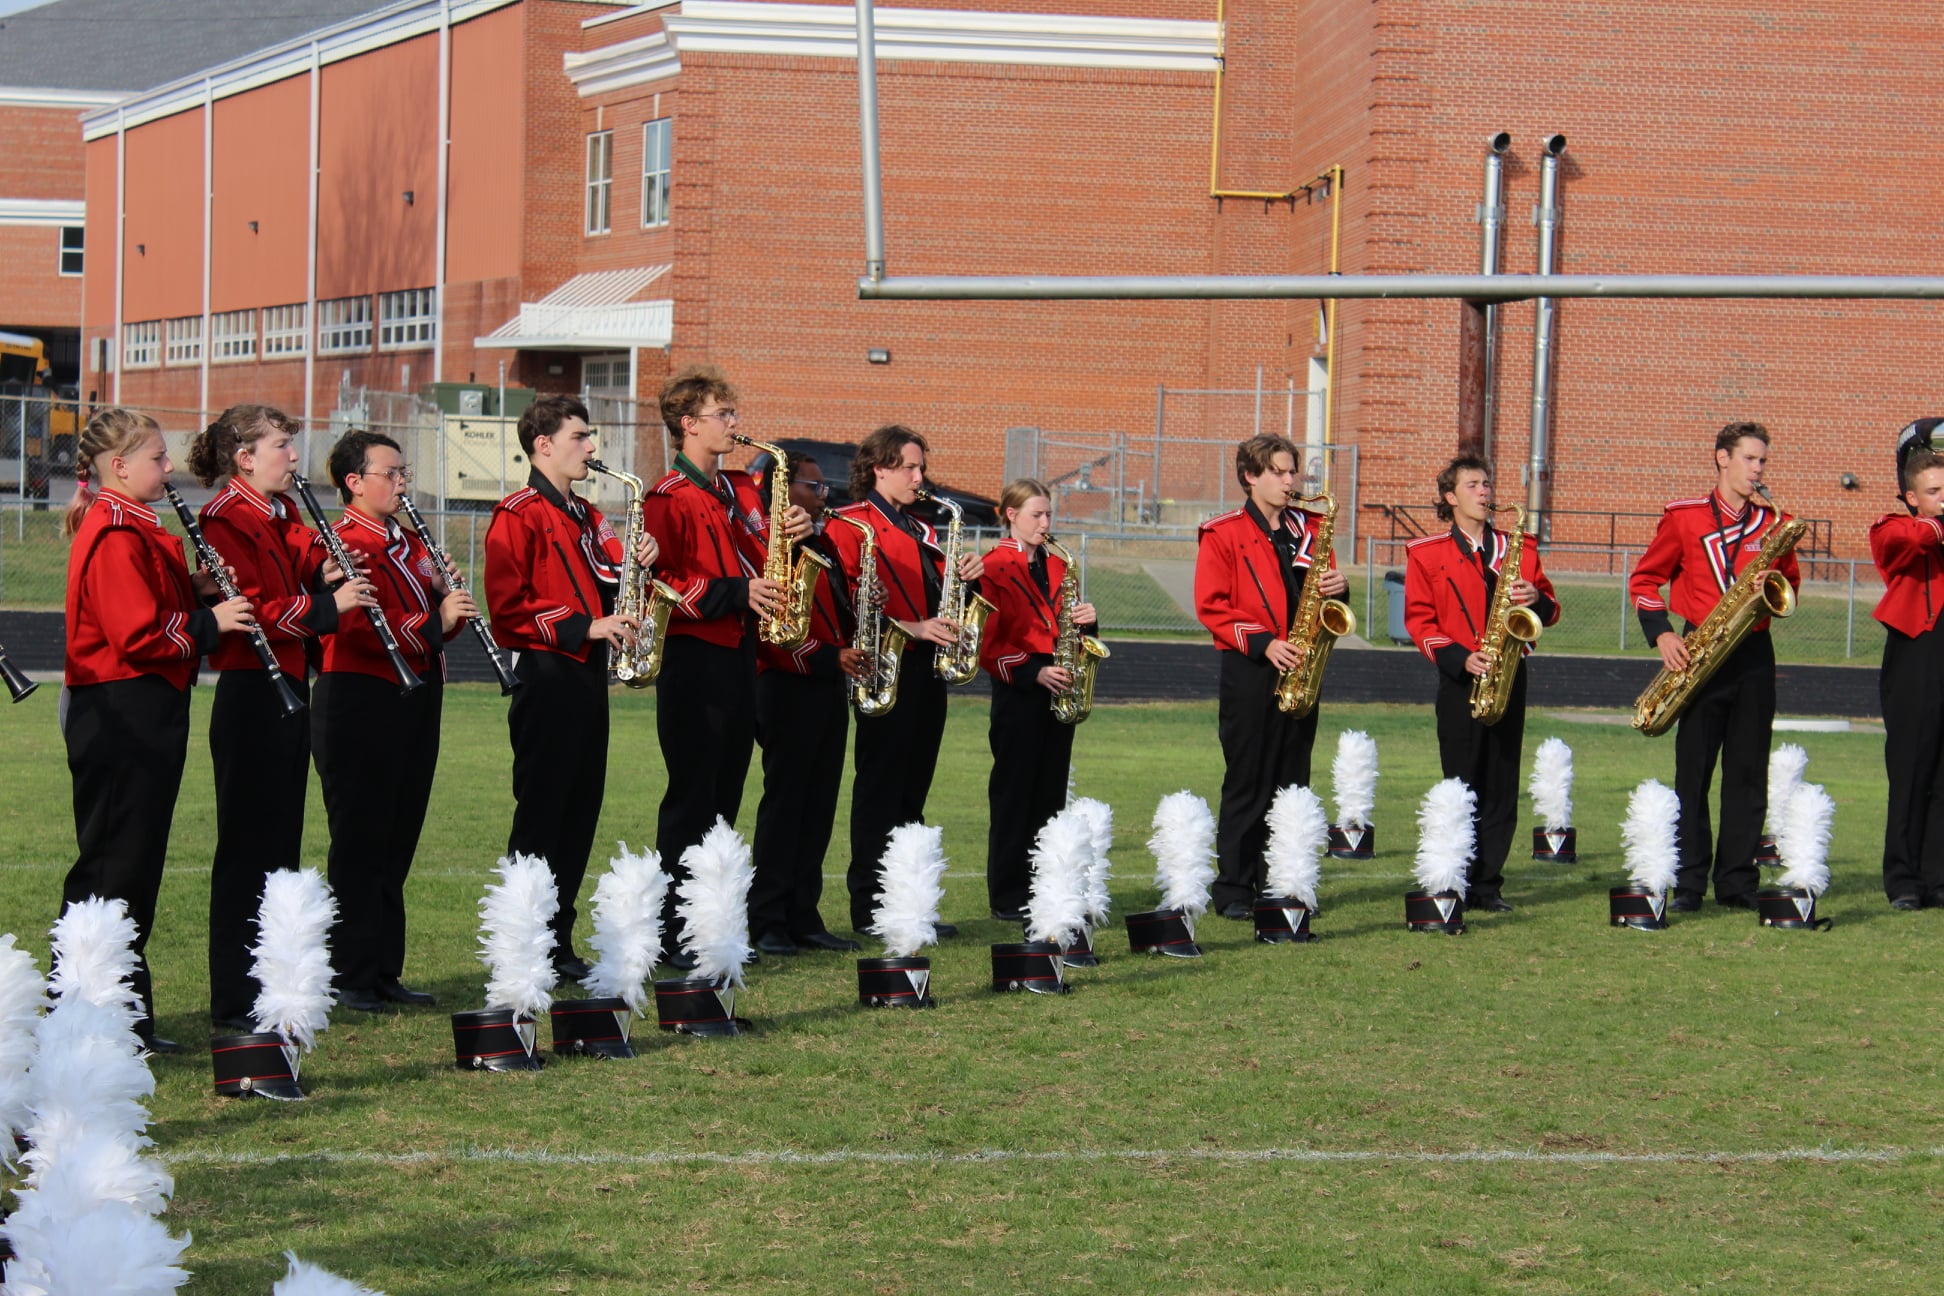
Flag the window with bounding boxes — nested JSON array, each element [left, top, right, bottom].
[[642, 118, 672, 228], [210, 309, 257, 363], [123, 321, 160, 369], [586, 130, 613, 235], [262, 304, 308, 358], [163, 316, 203, 366], [59, 227, 83, 277], [378, 288, 437, 351], [582, 352, 632, 391], [317, 295, 373, 355]]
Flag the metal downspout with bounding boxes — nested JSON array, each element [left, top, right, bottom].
[[1526, 134, 1566, 540], [1477, 132, 1510, 460]]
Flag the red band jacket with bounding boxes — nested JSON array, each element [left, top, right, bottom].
[[1629, 493, 1802, 642], [65, 489, 221, 689], [756, 530, 852, 678], [1193, 502, 1334, 659], [979, 537, 1099, 686], [199, 478, 336, 676], [1870, 512, 1944, 638], [322, 506, 459, 681], [642, 457, 772, 649], [1404, 524, 1561, 682], [483, 471, 622, 662], [824, 493, 947, 629]]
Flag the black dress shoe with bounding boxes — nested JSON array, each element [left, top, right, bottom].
[[138, 1035, 182, 1055], [334, 987, 390, 1014], [552, 953, 592, 981], [1472, 895, 1514, 913], [1716, 893, 1758, 911], [1667, 893, 1703, 914], [376, 979, 437, 1006], [662, 950, 699, 973], [990, 907, 1027, 923], [796, 930, 862, 952], [1219, 901, 1252, 921], [756, 931, 800, 956], [934, 922, 959, 939]]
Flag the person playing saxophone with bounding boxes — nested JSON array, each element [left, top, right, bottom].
[[1404, 456, 1560, 913], [1629, 423, 1800, 913], [642, 366, 813, 967], [1194, 434, 1348, 922]]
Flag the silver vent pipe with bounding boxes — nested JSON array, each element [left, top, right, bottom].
[[1477, 132, 1511, 459], [1526, 134, 1566, 539]]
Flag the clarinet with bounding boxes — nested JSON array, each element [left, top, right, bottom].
[[0, 643, 38, 703], [396, 491, 521, 695], [163, 483, 305, 718], [290, 474, 423, 695]]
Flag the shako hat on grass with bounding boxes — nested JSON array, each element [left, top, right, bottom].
[[213, 868, 335, 1100], [554, 841, 668, 1058], [1255, 783, 1327, 943], [1613, 779, 1679, 930], [655, 820, 754, 1036], [1127, 791, 1214, 957], [1759, 782, 1835, 931], [1327, 730, 1378, 858], [862, 823, 947, 1007], [454, 854, 556, 1071], [1405, 779, 1474, 934], [1528, 737, 1577, 862]]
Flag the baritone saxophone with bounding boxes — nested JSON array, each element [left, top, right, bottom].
[[1273, 490, 1356, 716]]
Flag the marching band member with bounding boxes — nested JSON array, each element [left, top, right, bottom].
[[189, 404, 372, 1034], [312, 431, 472, 1011], [61, 408, 253, 1053], [644, 366, 810, 968], [826, 425, 982, 936], [484, 395, 645, 978], [1194, 435, 1346, 921], [1403, 456, 1560, 911], [1871, 427, 1944, 911], [980, 478, 1098, 922], [748, 453, 866, 954], [1629, 422, 1801, 912]]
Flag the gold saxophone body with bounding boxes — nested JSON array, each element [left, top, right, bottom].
[[922, 488, 996, 685], [1469, 503, 1545, 726], [1274, 490, 1357, 716], [734, 434, 829, 648], [588, 459, 680, 687], [1045, 537, 1110, 726], [828, 509, 911, 716], [1632, 488, 1805, 737]]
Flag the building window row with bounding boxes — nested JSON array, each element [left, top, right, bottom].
[[164, 316, 203, 366], [121, 291, 435, 369], [378, 288, 437, 351], [211, 309, 257, 363]]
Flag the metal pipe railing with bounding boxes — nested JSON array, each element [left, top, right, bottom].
[[859, 272, 1944, 301]]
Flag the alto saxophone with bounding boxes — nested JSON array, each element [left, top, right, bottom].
[[828, 509, 910, 716], [1274, 490, 1356, 716], [921, 488, 996, 685], [1469, 503, 1544, 726], [588, 459, 680, 687], [1046, 537, 1110, 726], [734, 434, 830, 648], [1633, 486, 1805, 737]]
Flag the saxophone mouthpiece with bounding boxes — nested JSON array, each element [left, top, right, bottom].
[[587, 458, 609, 472]]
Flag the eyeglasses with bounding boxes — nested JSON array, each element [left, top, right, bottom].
[[800, 480, 832, 499], [693, 408, 738, 424], [358, 466, 413, 485]]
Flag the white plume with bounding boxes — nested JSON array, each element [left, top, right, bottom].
[[47, 897, 142, 1022], [1776, 782, 1835, 897], [249, 869, 337, 1051], [0, 1199, 190, 1295], [1332, 730, 1379, 829], [583, 842, 668, 1014], [18, 1125, 172, 1217], [1528, 737, 1574, 832], [1025, 810, 1094, 947], [22, 999, 156, 1168], [1621, 779, 1682, 897], [476, 855, 558, 1018], [1765, 744, 1810, 834], [273, 1252, 386, 1295], [1263, 784, 1329, 910], [676, 819, 755, 988], [1413, 779, 1476, 895], [0, 932, 47, 1164], [1148, 791, 1216, 918], [869, 823, 948, 959], [1069, 798, 1115, 925]]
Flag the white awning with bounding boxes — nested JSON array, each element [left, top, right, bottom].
[[476, 265, 673, 350]]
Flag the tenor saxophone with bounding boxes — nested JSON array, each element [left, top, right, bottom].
[[1632, 486, 1806, 737], [734, 434, 830, 648], [588, 459, 679, 687], [921, 488, 996, 685], [828, 509, 911, 716], [1046, 537, 1110, 726], [1469, 503, 1544, 726], [1273, 490, 1357, 716]]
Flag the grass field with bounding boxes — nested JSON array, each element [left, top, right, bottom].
[[2, 688, 1939, 1294]]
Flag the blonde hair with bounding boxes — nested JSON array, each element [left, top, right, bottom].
[[999, 477, 1051, 520], [65, 408, 162, 537]]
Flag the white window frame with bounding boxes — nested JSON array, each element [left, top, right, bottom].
[[641, 118, 671, 229], [261, 303, 308, 359], [317, 295, 373, 356], [210, 309, 257, 363], [58, 226, 83, 277], [163, 316, 203, 366], [586, 129, 613, 235], [378, 288, 437, 351], [123, 321, 160, 369]]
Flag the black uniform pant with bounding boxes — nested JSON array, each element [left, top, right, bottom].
[[1672, 627, 1775, 902], [507, 647, 610, 956], [1879, 626, 1944, 900], [986, 676, 1076, 915], [655, 634, 758, 942], [1434, 660, 1527, 899], [314, 669, 442, 993], [1213, 650, 1318, 910], [848, 643, 947, 930], [63, 676, 190, 1037], [750, 670, 848, 939], [208, 669, 312, 1023]]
